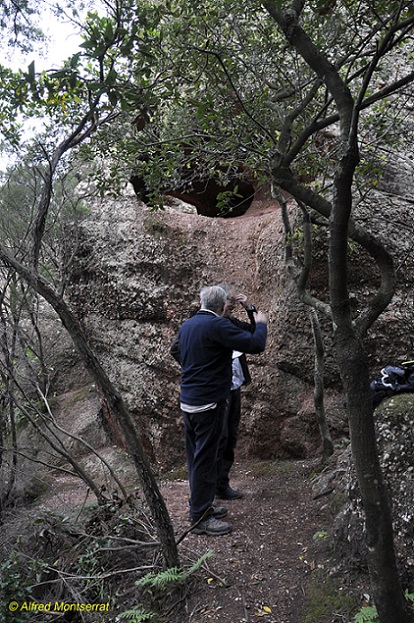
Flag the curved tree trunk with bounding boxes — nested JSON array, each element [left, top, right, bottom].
[[329, 148, 410, 623], [264, 3, 411, 619], [280, 192, 333, 459], [334, 329, 409, 622], [0, 245, 179, 568]]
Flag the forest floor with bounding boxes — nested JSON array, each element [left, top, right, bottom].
[[159, 457, 365, 623], [10, 381, 367, 623], [8, 451, 369, 623]]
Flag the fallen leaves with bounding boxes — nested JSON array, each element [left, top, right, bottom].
[[254, 604, 272, 616]]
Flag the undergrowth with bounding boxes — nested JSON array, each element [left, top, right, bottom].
[[0, 499, 164, 622], [118, 551, 214, 622], [303, 569, 357, 623], [353, 591, 414, 623]]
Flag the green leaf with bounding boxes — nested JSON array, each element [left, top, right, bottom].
[[105, 19, 114, 41], [79, 40, 96, 50], [27, 60, 35, 83], [70, 52, 81, 69], [108, 90, 118, 106]]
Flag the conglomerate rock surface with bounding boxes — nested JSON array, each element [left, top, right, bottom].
[[64, 182, 414, 470]]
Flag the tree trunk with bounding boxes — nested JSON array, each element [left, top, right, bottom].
[[263, 3, 410, 618], [334, 329, 410, 623], [329, 149, 410, 623], [309, 309, 333, 460], [0, 246, 179, 568], [50, 289, 179, 568]]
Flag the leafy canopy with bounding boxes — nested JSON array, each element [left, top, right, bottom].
[[0, 0, 413, 201], [62, 0, 414, 199]]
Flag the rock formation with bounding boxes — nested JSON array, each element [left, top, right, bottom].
[[327, 393, 414, 583], [64, 176, 414, 470]]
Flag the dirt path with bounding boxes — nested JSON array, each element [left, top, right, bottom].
[[160, 458, 327, 623]]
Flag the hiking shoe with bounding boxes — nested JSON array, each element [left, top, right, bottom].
[[212, 505, 228, 518], [216, 486, 244, 500], [188, 506, 228, 522], [191, 516, 233, 536]]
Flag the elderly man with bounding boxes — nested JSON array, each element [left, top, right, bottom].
[[171, 285, 267, 536]]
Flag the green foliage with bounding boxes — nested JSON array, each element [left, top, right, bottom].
[[71, 0, 414, 202], [0, 0, 411, 204], [216, 186, 243, 214], [117, 608, 157, 622], [353, 606, 379, 623], [0, 156, 88, 254], [0, 508, 162, 622], [0, 0, 410, 203], [0, 552, 49, 623], [137, 550, 214, 588], [352, 592, 414, 623], [117, 552, 214, 623]]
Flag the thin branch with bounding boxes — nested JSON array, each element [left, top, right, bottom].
[[36, 385, 129, 499], [190, 45, 277, 144], [278, 188, 332, 319], [273, 170, 394, 334]]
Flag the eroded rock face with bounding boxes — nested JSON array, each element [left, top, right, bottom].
[[330, 393, 414, 579], [376, 395, 414, 569], [65, 193, 325, 467], [64, 185, 414, 469]]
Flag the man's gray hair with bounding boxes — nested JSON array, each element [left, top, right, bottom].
[[200, 285, 227, 313]]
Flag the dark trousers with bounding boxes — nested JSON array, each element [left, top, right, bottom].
[[183, 400, 227, 523], [217, 387, 241, 492]]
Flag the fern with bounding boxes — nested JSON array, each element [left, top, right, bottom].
[[136, 566, 183, 588], [185, 550, 214, 576], [118, 551, 215, 623], [136, 550, 214, 588], [353, 592, 414, 623], [117, 608, 156, 622], [353, 606, 379, 623]]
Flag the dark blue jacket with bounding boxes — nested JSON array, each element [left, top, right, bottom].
[[175, 310, 267, 405]]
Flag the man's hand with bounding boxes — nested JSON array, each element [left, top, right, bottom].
[[254, 311, 267, 325]]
